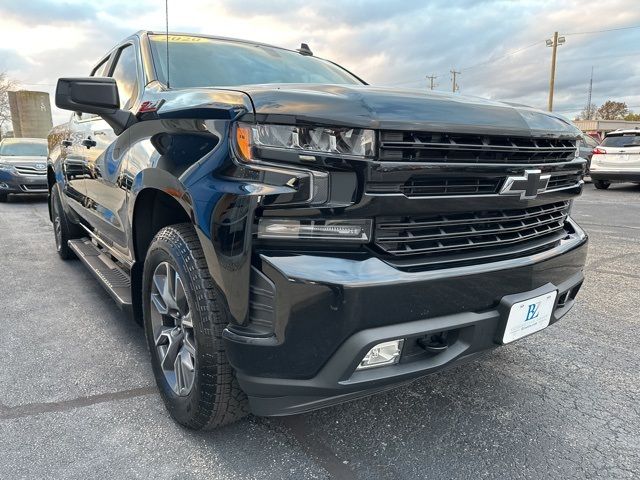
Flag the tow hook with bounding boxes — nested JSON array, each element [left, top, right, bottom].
[[417, 332, 450, 354]]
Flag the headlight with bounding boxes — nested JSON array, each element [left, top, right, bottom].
[[0, 163, 15, 172], [235, 122, 376, 162]]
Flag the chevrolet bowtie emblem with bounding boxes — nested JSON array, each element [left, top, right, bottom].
[[499, 169, 550, 200]]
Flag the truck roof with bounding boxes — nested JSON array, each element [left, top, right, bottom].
[[140, 30, 302, 55]]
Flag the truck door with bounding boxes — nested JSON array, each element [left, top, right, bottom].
[[60, 112, 90, 210], [82, 43, 140, 263]]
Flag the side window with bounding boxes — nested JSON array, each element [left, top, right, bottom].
[[110, 45, 139, 110]]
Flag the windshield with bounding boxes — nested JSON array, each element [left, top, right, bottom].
[[149, 35, 363, 88], [0, 141, 47, 157], [601, 133, 640, 148]]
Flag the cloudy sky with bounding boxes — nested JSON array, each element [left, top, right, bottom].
[[0, 0, 638, 127]]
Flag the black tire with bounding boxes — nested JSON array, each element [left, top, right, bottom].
[[142, 223, 249, 429], [593, 180, 611, 190], [0, 193, 8, 202], [50, 183, 83, 259]]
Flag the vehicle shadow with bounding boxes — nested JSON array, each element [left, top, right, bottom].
[[45, 254, 622, 479], [607, 183, 640, 192], [2, 193, 48, 203], [586, 182, 640, 193]]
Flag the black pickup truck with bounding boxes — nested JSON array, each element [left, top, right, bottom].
[[48, 31, 587, 429]]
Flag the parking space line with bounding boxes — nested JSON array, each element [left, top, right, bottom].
[[0, 386, 157, 421]]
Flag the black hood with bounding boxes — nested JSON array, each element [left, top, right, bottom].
[[234, 84, 579, 138]]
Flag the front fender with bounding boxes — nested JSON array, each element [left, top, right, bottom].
[[126, 115, 256, 325]]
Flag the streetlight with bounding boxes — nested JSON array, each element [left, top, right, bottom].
[[546, 32, 566, 112]]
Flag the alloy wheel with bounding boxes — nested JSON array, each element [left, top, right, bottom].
[[150, 261, 196, 396]]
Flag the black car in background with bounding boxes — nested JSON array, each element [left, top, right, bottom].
[[0, 138, 49, 201], [47, 31, 588, 429]]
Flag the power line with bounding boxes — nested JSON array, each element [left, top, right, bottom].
[[385, 23, 640, 87], [564, 24, 640, 36], [461, 50, 640, 75], [461, 40, 544, 71]]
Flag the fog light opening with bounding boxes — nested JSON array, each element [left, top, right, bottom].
[[357, 339, 404, 370], [0, 183, 9, 190]]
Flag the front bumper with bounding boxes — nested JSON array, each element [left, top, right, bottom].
[[223, 219, 588, 416], [0, 170, 48, 194]]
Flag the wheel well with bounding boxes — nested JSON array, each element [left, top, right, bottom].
[[130, 189, 192, 325], [47, 166, 56, 191], [132, 189, 192, 262]]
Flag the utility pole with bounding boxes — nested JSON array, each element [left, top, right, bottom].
[[426, 74, 437, 90], [546, 31, 565, 112], [450, 69, 460, 93]]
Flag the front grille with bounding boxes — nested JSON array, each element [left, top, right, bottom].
[[367, 172, 582, 197], [547, 173, 582, 190], [379, 131, 576, 164], [374, 201, 570, 259], [15, 165, 46, 176], [21, 184, 48, 192]]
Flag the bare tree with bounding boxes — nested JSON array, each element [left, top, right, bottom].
[[0, 72, 16, 137], [575, 103, 598, 121]]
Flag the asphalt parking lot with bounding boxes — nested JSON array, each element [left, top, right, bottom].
[[1, 183, 639, 480]]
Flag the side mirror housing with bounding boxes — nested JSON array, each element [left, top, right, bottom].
[[55, 77, 136, 135], [56, 77, 119, 114]]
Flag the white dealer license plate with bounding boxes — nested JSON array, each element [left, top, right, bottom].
[[502, 291, 557, 344]]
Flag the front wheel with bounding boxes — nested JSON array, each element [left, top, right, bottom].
[[593, 179, 611, 190], [142, 223, 249, 429]]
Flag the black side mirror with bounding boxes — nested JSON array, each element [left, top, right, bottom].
[[56, 77, 119, 114], [55, 77, 136, 135]]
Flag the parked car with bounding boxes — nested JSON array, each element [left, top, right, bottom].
[[590, 128, 640, 189], [0, 137, 49, 201], [48, 31, 588, 429], [578, 133, 599, 174]]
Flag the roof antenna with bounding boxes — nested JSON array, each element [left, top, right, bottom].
[[297, 43, 313, 56], [165, 0, 170, 88]]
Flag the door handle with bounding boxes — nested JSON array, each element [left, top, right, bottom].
[[82, 137, 97, 149], [62, 140, 72, 147]]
